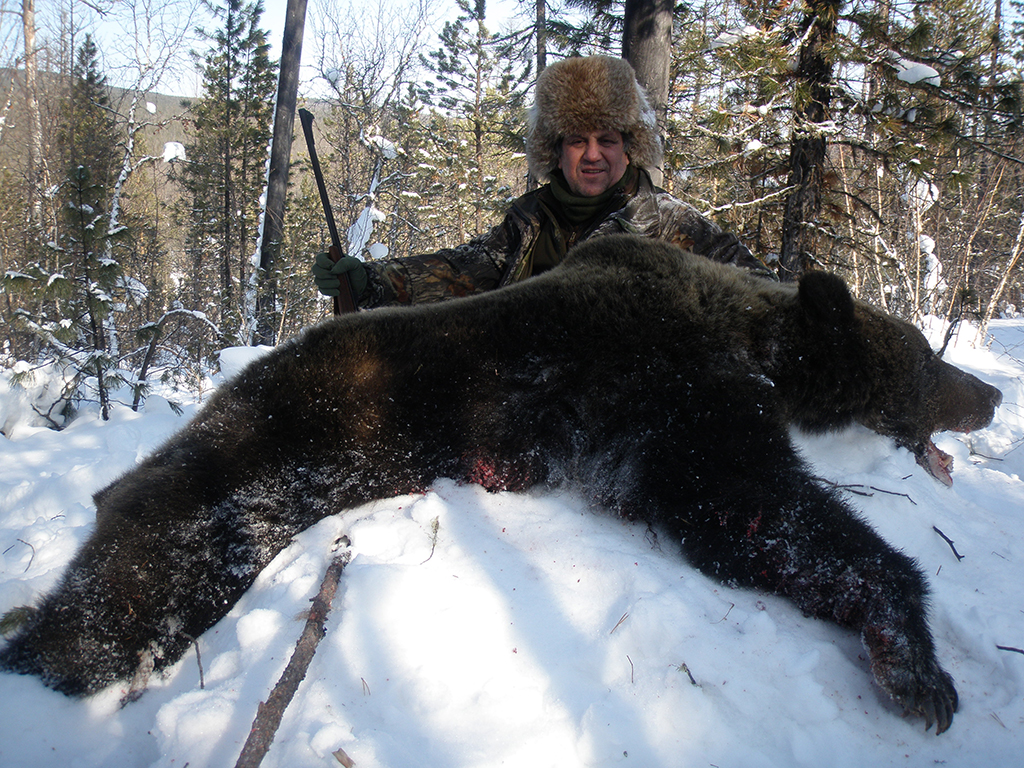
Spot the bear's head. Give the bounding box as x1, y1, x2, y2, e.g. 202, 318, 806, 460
795, 270, 1002, 486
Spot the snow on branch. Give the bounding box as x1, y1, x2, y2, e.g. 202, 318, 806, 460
709, 25, 761, 51
163, 142, 187, 163
894, 58, 941, 87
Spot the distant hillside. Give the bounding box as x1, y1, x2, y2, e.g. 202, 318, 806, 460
0, 67, 189, 172
0, 67, 330, 175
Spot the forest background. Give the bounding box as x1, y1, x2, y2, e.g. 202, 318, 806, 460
3, 0, 1024, 426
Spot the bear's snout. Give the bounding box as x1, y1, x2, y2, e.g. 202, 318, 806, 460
977, 382, 1003, 427
937, 365, 1002, 433
964, 378, 1002, 431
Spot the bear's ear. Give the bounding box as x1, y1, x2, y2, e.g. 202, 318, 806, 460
797, 271, 855, 329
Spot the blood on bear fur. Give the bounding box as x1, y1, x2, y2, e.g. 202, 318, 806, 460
0, 234, 1001, 735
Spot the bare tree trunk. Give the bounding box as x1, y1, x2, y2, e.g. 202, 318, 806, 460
779, 0, 840, 280
525, 0, 547, 192
979, 201, 1024, 340
622, 0, 672, 186
536, 0, 546, 72
976, 0, 1001, 195
223, 138, 234, 323
942, 163, 1004, 322
23, 0, 47, 228
255, 0, 308, 347
991, 0, 1002, 86
836, 145, 860, 297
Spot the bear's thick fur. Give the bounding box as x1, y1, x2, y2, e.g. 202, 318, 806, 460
0, 235, 1001, 734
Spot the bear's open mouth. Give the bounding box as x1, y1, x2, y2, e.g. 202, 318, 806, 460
917, 440, 954, 486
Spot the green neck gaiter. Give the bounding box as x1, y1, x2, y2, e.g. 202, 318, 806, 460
548, 164, 638, 225
515, 165, 640, 283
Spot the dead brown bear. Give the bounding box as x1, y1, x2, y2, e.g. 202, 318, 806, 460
0, 234, 1000, 735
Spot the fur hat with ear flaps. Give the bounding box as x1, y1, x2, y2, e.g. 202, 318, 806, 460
526, 55, 663, 183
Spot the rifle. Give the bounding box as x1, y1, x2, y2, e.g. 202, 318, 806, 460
298, 108, 358, 314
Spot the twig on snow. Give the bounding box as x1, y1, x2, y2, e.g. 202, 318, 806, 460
16, 539, 35, 573
869, 486, 916, 505
419, 516, 440, 564
676, 661, 700, 687
821, 480, 874, 497
815, 478, 917, 505
182, 632, 205, 689
932, 526, 965, 561
610, 612, 629, 634
712, 603, 735, 624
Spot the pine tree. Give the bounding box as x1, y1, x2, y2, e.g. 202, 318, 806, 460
778, 0, 841, 279
549, 0, 621, 54
666, 0, 1020, 310
61, 34, 120, 195
62, 164, 126, 420
4, 34, 126, 423
174, 0, 276, 344
419, 0, 532, 233
57, 37, 127, 421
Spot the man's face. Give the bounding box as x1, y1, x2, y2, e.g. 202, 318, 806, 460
557, 130, 629, 197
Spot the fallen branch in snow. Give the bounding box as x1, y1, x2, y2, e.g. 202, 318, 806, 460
184, 632, 205, 690
234, 537, 353, 768
15, 539, 35, 573
419, 516, 440, 564
821, 480, 873, 497
817, 478, 918, 505
869, 485, 917, 504
712, 603, 736, 624
676, 662, 700, 687
610, 612, 629, 634
967, 444, 1004, 462
932, 526, 965, 561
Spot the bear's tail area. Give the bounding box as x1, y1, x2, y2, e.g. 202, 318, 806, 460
0, 591, 154, 697
0, 460, 352, 697
0, 507, 256, 696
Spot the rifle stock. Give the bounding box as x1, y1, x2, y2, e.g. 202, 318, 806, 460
298, 108, 358, 314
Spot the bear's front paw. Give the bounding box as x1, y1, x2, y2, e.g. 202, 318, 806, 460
869, 649, 958, 734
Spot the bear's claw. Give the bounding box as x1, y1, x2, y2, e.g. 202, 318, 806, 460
887, 666, 958, 734
866, 626, 959, 735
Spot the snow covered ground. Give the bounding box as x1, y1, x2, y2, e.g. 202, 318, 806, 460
1, 319, 1023, 768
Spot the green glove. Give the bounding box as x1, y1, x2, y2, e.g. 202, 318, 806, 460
312, 252, 368, 299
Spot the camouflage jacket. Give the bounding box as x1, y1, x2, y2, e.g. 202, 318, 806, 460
359, 169, 769, 307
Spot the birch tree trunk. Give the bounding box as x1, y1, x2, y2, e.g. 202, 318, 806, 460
23, 0, 47, 228
979, 201, 1024, 340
